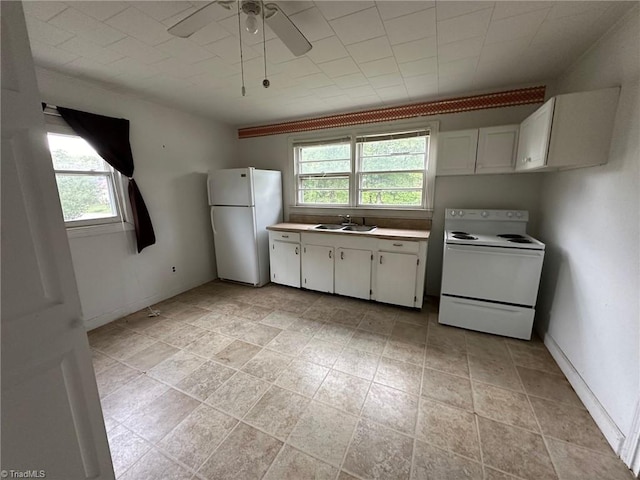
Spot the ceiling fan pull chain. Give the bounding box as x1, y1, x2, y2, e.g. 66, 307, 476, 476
237, 0, 246, 97
262, 2, 269, 88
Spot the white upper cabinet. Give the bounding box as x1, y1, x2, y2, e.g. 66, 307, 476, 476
515, 87, 620, 172
476, 125, 519, 174
436, 129, 478, 176
437, 126, 518, 176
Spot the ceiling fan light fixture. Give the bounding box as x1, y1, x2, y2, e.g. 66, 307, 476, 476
245, 12, 258, 35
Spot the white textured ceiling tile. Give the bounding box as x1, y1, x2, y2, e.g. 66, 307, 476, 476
50, 9, 123, 46
341, 84, 378, 98
109, 36, 170, 65
368, 72, 404, 88
24, 15, 74, 46
437, 8, 492, 45
315, 1, 374, 20
65, 57, 122, 80
399, 56, 437, 77
57, 36, 125, 65
406, 82, 438, 100
391, 36, 437, 63
531, 8, 604, 46
358, 57, 399, 77
479, 36, 532, 64
195, 57, 241, 78
290, 7, 335, 41
333, 72, 370, 88
403, 73, 438, 90
279, 57, 322, 78
278, 1, 315, 16
485, 8, 549, 45
23, 1, 67, 22
71, 1, 128, 21
548, 1, 610, 20
205, 36, 260, 63
293, 72, 334, 88
149, 57, 207, 79
438, 57, 478, 77
106, 7, 174, 46
30, 40, 79, 67
109, 57, 161, 79
188, 21, 232, 46
318, 57, 361, 78
242, 57, 284, 78
435, 1, 493, 21
306, 36, 349, 64
310, 84, 344, 99
376, 1, 435, 20
329, 7, 386, 45
437, 36, 484, 64
131, 1, 193, 22
384, 8, 437, 45
157, 38, 216, 64
346, 36, 393, 64
264, 38, 297, 64
437, 75, 470, 96
375, 84, 409, 102
492, 1, 549, 21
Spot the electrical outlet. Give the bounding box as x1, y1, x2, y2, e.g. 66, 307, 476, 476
172, 266, 176, 272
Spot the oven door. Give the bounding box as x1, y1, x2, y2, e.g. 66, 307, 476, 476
441, 243, 544, 306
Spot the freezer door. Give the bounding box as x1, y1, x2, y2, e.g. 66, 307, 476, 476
212, 206, 260, 285
208, 168, 255, 206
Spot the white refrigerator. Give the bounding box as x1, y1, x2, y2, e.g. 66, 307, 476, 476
207, 167, 283, 286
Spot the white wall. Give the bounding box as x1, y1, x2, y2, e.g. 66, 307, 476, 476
536, 7, 639, 447
238, 103, 544, 295
36, 68, 238, 329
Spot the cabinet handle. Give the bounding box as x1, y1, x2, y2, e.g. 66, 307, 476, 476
329, 250, 332, 259
282, 234, 289, 238
379, 255, 383, 264
295, 247, 298, 255
340, 251, 344, 260
393, 243, 403, 247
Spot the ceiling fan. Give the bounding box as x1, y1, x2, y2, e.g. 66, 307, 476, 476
168, 0, 312, 57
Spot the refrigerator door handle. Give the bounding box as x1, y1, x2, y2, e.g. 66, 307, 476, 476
210, 207, 217, 235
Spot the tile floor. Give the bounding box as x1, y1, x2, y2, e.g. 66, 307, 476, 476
89, 281, 633, 480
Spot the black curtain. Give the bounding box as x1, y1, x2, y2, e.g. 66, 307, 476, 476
56, 107, 156, 253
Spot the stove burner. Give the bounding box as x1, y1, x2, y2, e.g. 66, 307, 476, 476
508, 238, 533, 244
451, 231, 469, 235
452, 234, 477, 240
497, 234, 525, 239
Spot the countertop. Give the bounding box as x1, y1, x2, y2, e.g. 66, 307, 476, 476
267, 222, 430, 241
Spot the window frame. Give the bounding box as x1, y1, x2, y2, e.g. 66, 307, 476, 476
45, 118, 130, 230
290, 120, 438, 212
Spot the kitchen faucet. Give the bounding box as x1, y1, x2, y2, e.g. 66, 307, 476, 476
339, 214, 357, 226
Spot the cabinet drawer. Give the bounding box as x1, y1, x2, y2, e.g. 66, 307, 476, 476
378, 239, 419, 254
270, 231, 300, 242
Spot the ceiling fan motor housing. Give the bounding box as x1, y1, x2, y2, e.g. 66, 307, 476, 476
241, 0, 262, 16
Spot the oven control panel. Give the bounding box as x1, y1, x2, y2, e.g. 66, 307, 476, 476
446, 209, 528, 221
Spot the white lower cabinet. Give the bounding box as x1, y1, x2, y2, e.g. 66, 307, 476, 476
302, 244, 334, 293
375, 251, 419, 308
335, 248, 372, 300
269, 230, 427, 309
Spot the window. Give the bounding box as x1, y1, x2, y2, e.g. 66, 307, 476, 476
294, 129, 431, 209
47, 132, 125, 227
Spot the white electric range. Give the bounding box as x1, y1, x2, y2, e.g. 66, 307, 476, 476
439, 208, 545, 340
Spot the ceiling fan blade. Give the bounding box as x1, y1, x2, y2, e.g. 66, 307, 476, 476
264, 3, 312, 57
168, 1, 230, 38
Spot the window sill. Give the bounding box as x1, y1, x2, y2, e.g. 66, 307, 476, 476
66, 222, 135, 239
288, 205, 432, 219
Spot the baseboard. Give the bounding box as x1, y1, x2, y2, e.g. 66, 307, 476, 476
621, 399, 640, 476
542, 332, 626, 455
84, 276, 215, 331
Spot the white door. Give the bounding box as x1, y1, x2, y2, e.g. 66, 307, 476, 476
515, 98, 555, 171
271, 241, 300, 288
302, 244, 334, 293
335, 248, 372, 300
212, 206, 259, 284
1, 2, 114, 478
436, 129, 478, 176
476, 125, 518, 174
376, 252, 418, 307
207, 167, 255, 206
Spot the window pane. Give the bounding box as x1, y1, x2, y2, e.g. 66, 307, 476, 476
47, 133, 107, 171
361, 136, 426, 156
300, 177, 349, 190
55, 174, 117, 222
299, 160, 351, 174
299, 143, 350, 162
359, 190, 423, 206
301, 190, 349, 204
360, 172, 423, 189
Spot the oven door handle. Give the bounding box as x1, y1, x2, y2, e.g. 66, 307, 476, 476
446, 244, 543, 258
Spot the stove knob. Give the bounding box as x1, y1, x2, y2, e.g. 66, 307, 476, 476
458, 210, 465, 216
450, 210, 457, 217
516, 212, 523, 218
481, 211, 489, 218
506, 211, 513, 218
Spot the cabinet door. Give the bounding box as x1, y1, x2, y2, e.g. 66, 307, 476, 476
302, 244, 334, 293
335, 248, 372, 300
271, 241, 300, 288
515, 98, 555, 172
436, 129, 479, 176
476, 125, 518, 174
375, 252, 418, 308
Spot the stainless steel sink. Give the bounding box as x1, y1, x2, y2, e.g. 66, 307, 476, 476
342, 225, 377, 232
313, 224, 344, 230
